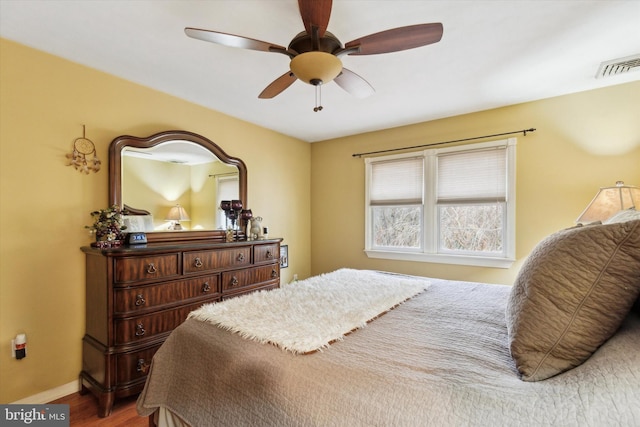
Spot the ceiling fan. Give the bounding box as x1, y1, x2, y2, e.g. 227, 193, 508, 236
185, 0, 443, 111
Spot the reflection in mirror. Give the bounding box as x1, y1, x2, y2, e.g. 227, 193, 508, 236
109, 130, 247, 243
121, 141, 239, 231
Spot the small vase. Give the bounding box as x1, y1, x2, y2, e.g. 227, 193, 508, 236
92, 229, 124, 248
250, 217, 263, 240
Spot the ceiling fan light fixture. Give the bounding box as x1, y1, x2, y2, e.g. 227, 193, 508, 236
290, 52, 343, 85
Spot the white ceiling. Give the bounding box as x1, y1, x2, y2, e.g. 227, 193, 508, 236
1, 1, 639, 143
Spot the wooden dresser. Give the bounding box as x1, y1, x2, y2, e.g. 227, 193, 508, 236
80, 238, 281, 417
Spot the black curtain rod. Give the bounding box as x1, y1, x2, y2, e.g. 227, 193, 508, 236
351, 128, 536, 158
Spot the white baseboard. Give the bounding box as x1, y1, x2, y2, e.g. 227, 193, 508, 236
10, 380, 80, 404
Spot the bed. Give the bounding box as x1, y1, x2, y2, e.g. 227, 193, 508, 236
137, 218, 640, 427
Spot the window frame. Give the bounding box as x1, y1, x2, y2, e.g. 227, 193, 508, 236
364, 138, 516, 268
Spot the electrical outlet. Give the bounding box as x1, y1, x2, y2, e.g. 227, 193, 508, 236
293, 274, 298, 281
12, 334, 27, 359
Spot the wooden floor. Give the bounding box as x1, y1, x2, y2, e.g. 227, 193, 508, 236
50, 392, 148, 427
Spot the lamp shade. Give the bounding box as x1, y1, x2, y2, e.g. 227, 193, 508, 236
576, 181, 640, 223
166, 205, 190, 222
290, 52, 343, 85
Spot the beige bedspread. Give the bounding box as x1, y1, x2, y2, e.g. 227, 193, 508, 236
137, 277, 640, 426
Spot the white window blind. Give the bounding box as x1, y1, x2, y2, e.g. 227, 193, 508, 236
370, 157, 423, 205
217, 176, 239, 201
437, 147, 506, 203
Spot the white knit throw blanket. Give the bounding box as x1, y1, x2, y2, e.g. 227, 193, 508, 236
189, 269, 430, 354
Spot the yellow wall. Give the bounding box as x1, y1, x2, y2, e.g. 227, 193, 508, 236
311, 81, 640, 284
0, 39, 311, 403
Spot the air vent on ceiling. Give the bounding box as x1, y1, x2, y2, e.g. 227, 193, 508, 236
596, 54, 640, 78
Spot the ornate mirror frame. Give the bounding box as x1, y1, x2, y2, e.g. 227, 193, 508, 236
109, 130, 247, 243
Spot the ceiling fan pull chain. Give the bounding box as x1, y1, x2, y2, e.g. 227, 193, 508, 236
313, 84, 323, 112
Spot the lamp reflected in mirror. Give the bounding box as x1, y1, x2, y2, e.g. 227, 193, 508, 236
166, 204, 191, 230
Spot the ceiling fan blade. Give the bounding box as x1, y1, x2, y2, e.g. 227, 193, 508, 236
185, 27, 289, 56
258, 72, 298, 99
344, 23, 443, 55
334, 68, 375, 99
298, 0, 332, 38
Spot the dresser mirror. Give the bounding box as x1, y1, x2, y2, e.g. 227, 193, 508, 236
109, 130, 247, 243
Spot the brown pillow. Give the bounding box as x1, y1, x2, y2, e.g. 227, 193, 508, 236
606, 210, 640, 314
506, 220, 640, 381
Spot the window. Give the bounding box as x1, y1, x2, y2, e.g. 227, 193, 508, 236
365, 138, 516, 268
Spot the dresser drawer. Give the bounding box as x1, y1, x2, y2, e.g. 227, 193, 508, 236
115, 343, 162, 385
183, 247, 251, 274
114, 253, 180, 284
114, 275, 220, 314
221, 264, 280, 293
254, 243, 280, 265
114, 301, 210, 345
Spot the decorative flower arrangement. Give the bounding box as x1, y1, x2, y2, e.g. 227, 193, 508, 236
86, 205, 127, 248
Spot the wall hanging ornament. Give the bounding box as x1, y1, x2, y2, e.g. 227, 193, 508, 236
66, 125, 101, 174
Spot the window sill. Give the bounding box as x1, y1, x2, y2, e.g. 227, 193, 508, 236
364, 249, 515, 269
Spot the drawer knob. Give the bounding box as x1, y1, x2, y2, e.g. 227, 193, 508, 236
231, 276, 239, 287
237, 253, 245, 262
194, 257, 203, 268
266, 250, 274, 259
146, 263, 157, 274
202, 282, 211, 293
271, 268, 278, 279
137, 358, 150, 374
134, 294, 146, 306
135, 323, 146, 337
